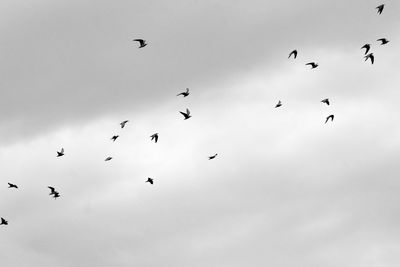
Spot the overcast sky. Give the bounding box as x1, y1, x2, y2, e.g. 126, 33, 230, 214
1, 0, 400, 266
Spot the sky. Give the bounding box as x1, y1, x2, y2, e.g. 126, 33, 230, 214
1, 0, 400, 266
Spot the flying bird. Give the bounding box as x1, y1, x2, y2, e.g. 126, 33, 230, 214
56, 148, 64, 157
177, 88, 190, 97
306, 62, 318, 69
120, 120, 129, 128
180, 108, 192, 120
150, 133, 159, 143
275, 100, 282, 108
48, 186, 57, 195
325, 115, 334, 124
321, 98, 330, 105
133, 39, 147, 48
376, 4, 384, 14
288, 50, 297, 59
8, 183, 18, 189
364, 53, 374, 64
361, 44, 371, 55
208, 154, 218, 160
377, 38, 389, 45
105, 157, 113, 161
111, 135, 119, 142
146, 177, 154, 184
0, 217, 8, 225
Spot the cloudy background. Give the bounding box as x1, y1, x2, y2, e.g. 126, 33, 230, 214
1, 0, 400, 266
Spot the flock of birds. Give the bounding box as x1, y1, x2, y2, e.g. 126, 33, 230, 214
0, 4, 391, 226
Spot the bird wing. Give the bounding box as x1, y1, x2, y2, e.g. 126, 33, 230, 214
155, 135, 158, 143
180, 111, 187, 117
60, 148, 64, 153
186, 88, 189, 93
186, 108, 190, 115
370, 54, 374, 64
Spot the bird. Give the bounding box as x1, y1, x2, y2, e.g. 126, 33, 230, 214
177, 88, 190, 97
361, 44, 371, 55
146, 177, 154, 184
377, 38, 389, 45
288, 50, 297, 59
364, 53, 374, 64
0, 217, 8, 225
133, 39, 147, 48
53, 192, 60, 199
120, 120, 129, 128
150, 133, 158, 143
48, 186, 57, 195
111, 135, 119, 142
325, 115, 334, 123
208, 154, 218, 160
376, 4, 384, 15
321, 98, 330, 105
8, 183, 18, 189
306, 62, 318, 69
56, 148, 64, 157
105, 157, 113, 161
275, 100, 282, 108
180, 108, 192, 120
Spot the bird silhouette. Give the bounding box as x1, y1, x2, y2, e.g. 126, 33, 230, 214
120, 120, 129, 128
0, 217, 8, 225
111, 135, 119, 142
275, 100, 282, 108
377, 38, 389, 45
177, 88, 190, 97
376, 4, 384, 14
306, 62, 318, 69
364, 53, 374, 64
8, 183, 18, 189
325, 115, 334, 123
208, 154, 218, 160
321, 98, 330, 105
133, 39, 147, 48
180, 108, 192, 120
150, 133, 158, 143
105, 157, 113, 161
361, 44, 371, 55
48, 186, 57, 195
57, 148, 64, 157
288, 50, 297, 59
146, 177, 154, 184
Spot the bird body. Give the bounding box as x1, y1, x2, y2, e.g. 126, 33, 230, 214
146, 177, 154, 184
208, 154, 218, 160
57, 148, 64, 157
376, 4, 384, 14
321, 98, 330, 105
8, 183, 18, 189
306, 62, 318, 69
150, 133, 159, 143
361, 44, 371, 55
364, 53, 374, 64
1, 217, 8, 225
105, 157, 113, 161
180, 108, 192, 120
288, 50, 297, 59
177, 88, 190, 97
275, 100, 282, 108
377, 38, 389, 45
120, 120, 129, 128
133, 39, 147, 48
325, 115, 334, 123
